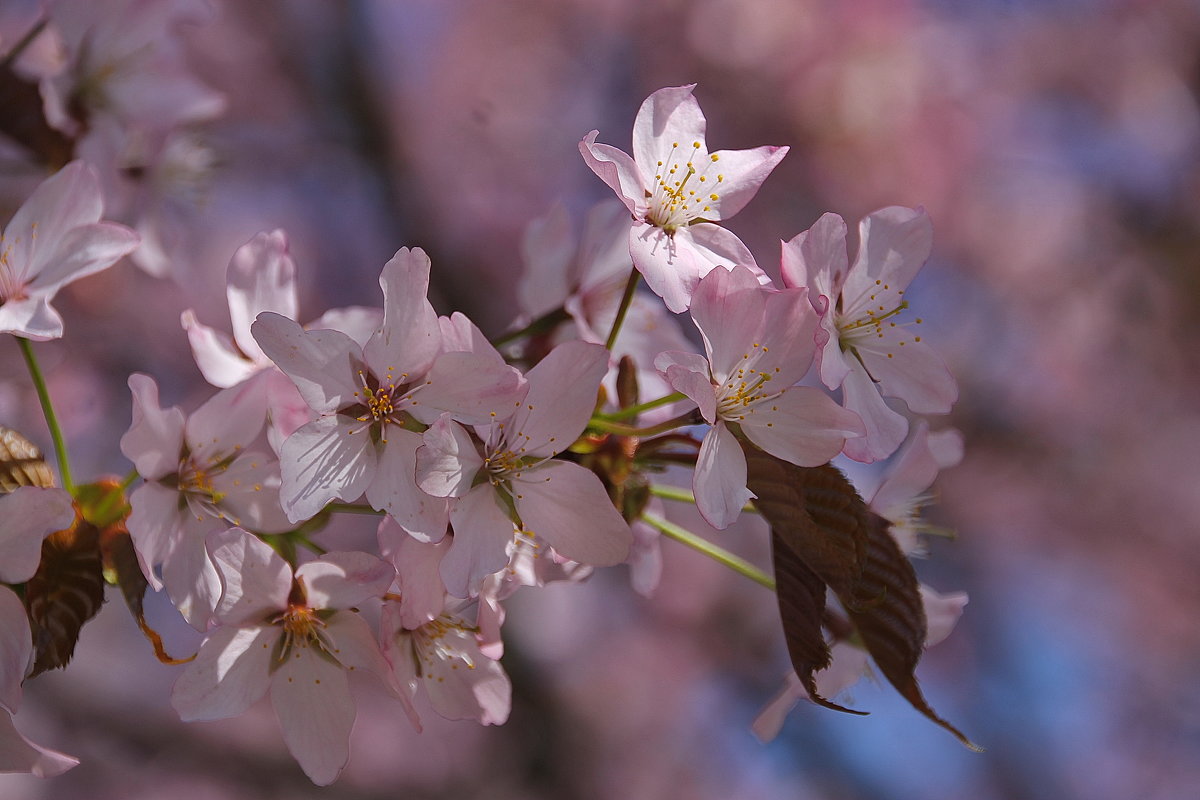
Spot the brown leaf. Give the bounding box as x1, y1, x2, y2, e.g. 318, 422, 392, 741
770, 530, 866, 715
848, 511, 982, 751
24, 517, 105, 677
0, 426, 55, 492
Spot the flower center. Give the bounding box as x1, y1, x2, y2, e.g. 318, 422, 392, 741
646, 142, 723, 233
344, 366, 429, 440
716, 343, 783, 422
0, 232, 30, 304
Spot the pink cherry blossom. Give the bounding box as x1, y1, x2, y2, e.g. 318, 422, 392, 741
655, 266, 864, 529
120, 373, 289, 629
416, 340, 633, 597
251, 248, 525, 539
580, 85, 787, 313
781, 207, 958, 462
869, 421, 964, 555
0, 161, 139, 341
172, 528, 409, 786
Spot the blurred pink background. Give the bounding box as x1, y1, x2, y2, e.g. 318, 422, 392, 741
2, 0, 1199, 797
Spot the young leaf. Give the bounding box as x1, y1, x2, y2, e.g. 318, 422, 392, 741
24, 518, 105, 677
770, 530, 866, 715
0, 426, 55, 491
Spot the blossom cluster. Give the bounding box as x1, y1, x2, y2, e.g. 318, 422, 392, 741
0, 7, 968, 783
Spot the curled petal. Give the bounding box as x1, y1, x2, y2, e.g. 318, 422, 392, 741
693, 422, 753, 530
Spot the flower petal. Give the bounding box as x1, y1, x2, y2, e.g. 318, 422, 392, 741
505, 340, 608, 457
378, 521, 450, 629
579, 132, 646, 215
0, 709, 78, 777
0, 589, 32, 713
840, 361, 909, 463
279, 415, 375, 523
688, 264, 765, 379
367, 429, 449, 542
226, 229, 298, 363
416, 416, 483, 499
208, 527, 292, 625
513, 460, 632, 566
171, 624, 275, 722
181, 309, 258, 388
269, 646, 355, 786
654, 349, 716, 423
442, 486, 516, 598
186, 379, 267, 465
409, 351, 527, 426
699, 145, 788, 221
740, 387, 865, 468
120, 374, 185, 481
363, 247, 441, 380
631, 85, 705, 175
251, 312, 362, 415
693, 422, 753, 530
0, 487, 74, 584
295, 551, 394, 610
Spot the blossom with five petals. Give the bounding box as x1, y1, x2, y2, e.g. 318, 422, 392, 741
580, 85, 787, 313
171, 528, 409, 786
655, 266, 864, 529
781, 207, 957, 462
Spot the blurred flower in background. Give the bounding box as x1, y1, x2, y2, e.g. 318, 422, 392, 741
2, 0, 1199, 797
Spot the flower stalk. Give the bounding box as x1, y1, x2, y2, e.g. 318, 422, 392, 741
641, 512, 775, 591
17, 336, 74, 493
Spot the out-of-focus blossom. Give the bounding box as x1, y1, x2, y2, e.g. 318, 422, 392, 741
252, 248, 525, 536
120, 373, 289, 629
782, 207, 957, 462
656, 265, 863, 528
416, 340, 633, 597
868, 420, 963, 555
581, 84, 787, 313
172, 528, 408, 786
0, 161, 138, 340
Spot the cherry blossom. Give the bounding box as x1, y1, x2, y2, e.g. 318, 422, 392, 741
171, 528, 409, 786
120, 373, 290, 629
416, 340, 633, 597
655, 266, 864, 529
252, 248, 525, 539
580, 84, 787, 313
781, 207, 958, 462
0, 161, 139, 341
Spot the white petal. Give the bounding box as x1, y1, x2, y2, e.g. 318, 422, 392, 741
363, 247, 441, 380
739, 387, 865, 468
0, 589, 32, 713
378, 524, 450, 629
367, 430, 450, 541
119, 374, 184, 481
270, 647, 355, 786
505, 340, 607, 457
181, 309, 258, 388
0, 709, 78, 777
172, 624, 275, 722
226, 230, 298, 362
513, 460, 632, 566
693, 422, 752, 530
0, 487, 74, 584
279, 416, 375, 523
251, 312, 362, 415
186, 379, 268, 465
208, 528, 292, 626
442, 486, 516, 598
295, 551, 394, 610
416, 416, 483, 499
161, 528, 224, 631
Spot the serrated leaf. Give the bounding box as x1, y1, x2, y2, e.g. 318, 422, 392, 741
848, 511, 981, 751
24, 518, 105, 677
744, 440, 977, 748
770, 530, 866, 715
0, 426, 55, 492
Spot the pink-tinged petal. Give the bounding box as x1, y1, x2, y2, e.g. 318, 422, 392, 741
4, 161, 101, 277
26, 222, 138, 294
378, 521, 450, 629
843, 206, 933, 307
507, 340, 608, 457
0, 589, 31, 713
213, 451, 291, 534
577, 200, 637, 291
181, 310, 258, 388
0, 297, 64, 341
420, 624, 511, 726
409, 351, 527, 426
363, 248, 441, 380
251, 313, 361, 415
126, 483, 181, 591
442, 486, 516, 598
631, 85, 704, 173
758, 287, 820, 387
0, 709, 78, 777
172, 624, 275, 722
780, 212, 849, 292
579, 132, 646, 214
922, 586, 969, 646
161, 529, 223, 631
631, 223, 764, 315
655, 350, 716, 423
693, 422, 753, 530
208, 527, 292, 625
840, 362, 909, 463
263, 370, 313, 453
740, 387, 865, 468
700, 145, 788, 221
513, 460, 632, 566
816, 331, 852, 391
870, 422, 942, 518
367, 430, 449, 542
438, 312, 505, 362
628, 517, 664, 598
308, 306, 383, 348
279, 416, 375, 523
296, 551, 394, 611
928, 428, 965, 470
186, 379, 267, 465
324, 611, 420, 729
518, 202, 575, 319
0, 487, 74, 584
120, 373, 185, 481
226, 230, 298, 363
857, 336, 958, 415
688, 264, 765, 378
416, 417, 483, 499
269, 647, 355, 786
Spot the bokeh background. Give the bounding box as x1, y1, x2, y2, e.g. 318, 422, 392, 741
2, 0, 1200, 798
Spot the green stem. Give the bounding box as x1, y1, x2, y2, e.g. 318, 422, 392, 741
16, 336, 73, 493
649, 484, 759, 513
490, 306, 571, 348
326, 502, 385, 516
604, 268, 640, 352
119, 469, 139, 491
595, 391, 686, 422
588, 408, 698, 438
642, 512, 775, 591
